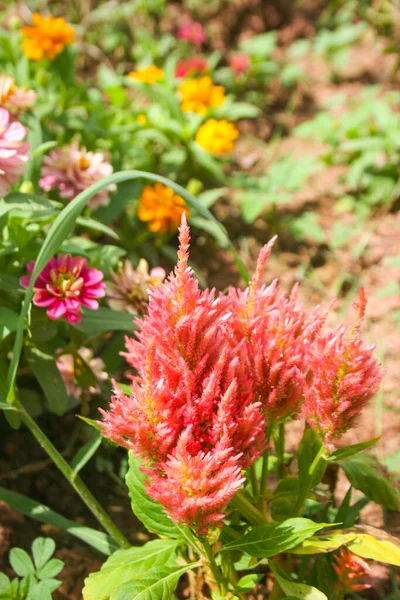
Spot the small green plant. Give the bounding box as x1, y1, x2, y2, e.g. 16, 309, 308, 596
0, 537, 64, 600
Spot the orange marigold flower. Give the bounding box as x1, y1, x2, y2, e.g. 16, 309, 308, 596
178, 76, 225, 114
196, 119, 239, 154
129, 65, 164, 84
21, 13, 74, 61
137, 182, 189, 234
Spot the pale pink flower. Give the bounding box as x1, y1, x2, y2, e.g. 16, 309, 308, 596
106, 259, 166, 315
177, 20, 206, 46
56, 347, 107, 399
100, 216, 266, 531
225, 238, 327, 423
229, 53, 251, 75
333, 548, 371, 592
20, 254, 106, 324
39, 142, 115, 209
0, 107, 29, 197
0, 75, 36, 115
302, 289, 384, 444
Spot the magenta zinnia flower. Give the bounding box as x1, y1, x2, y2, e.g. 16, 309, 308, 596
100, 216, 266, 532
177, 20, 206, 46
302, 289, 384, 444
0, 107, 29, 197
175, 57, 209, 78
39, 142, 115, 209
20, 255, 106, 324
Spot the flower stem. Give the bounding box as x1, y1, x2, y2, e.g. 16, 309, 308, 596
260, 423, 273, 511
274, 423, 285, 479
231, 490, 266, 526
16, 400, 130, 549
203, 540, 229, 596
292, 445, 327, 517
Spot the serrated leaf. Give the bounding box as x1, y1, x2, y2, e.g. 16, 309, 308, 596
111, 563, 199, 600
337, 454, 400, 510
32, 537, 56, 571
82, 540, 180, 600
126, 453, 182, 539
220, 518, 331, 557
9, 548, 35, 577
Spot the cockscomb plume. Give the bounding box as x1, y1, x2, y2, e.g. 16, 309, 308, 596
100, 215, 265, 531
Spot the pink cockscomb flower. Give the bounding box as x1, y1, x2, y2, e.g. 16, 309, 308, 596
229, 53, 251, 75
177, 20, 206, 46
333, 548, 371, 592
0, 107, 29, 197
175, 57, 209, 78
20, 255, 106, 324
100, 216, 266, 532
302, 289, 384, 444
39, 142, 115, 209
56, 347, 108, 399
226, 238, 327, 423
0, 75, 36, 115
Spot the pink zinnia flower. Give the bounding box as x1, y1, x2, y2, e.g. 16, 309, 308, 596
229, 53, 251, 75
0, 107, 29, 197
302, 289, 384, 444
20, 254, 106, 324
175, 57, 209, 78
225, 238, 327, 423
39, 142, 115, 209
333, 548, 371, 592
177, 20, 206, 46
56, 347, 107, 399
0, 75, 36, 115
100, 216, 266, 532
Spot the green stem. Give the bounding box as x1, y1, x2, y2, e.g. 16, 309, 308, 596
292, 445, 327, 517
231, 491, 266, 526
274, 423, 285, 480
203, 540, 229, 596
248, 463, 258, 498
260, 423, 274, 511
16, 401, 130, 549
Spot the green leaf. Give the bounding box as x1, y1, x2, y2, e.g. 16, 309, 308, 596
297, 428, 326, 491
9, 548, 35, 577
0, 307, 19, 341
76, 216, 120, 240
269, 561, 327, 600
235, 573, 263, 593
37, 558, 64, 579
327, 437, 380, 461
0, 572, 11, 593
220, 518, 332, 557
0, 487, 117, 556
111, 563, 199, 600
32, 537, 56, 571
126, 453, 182, 539
70, 433, 102, 476
337, 454, 400, 510
74, 307, 138, 334
82, 540, 180, 600
270, 478, 300, 521
26, 347, 69, 416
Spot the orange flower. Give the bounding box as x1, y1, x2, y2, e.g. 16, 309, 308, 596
128, 65, 164, 84
137, 183, 189, 233
21, 13, 74, 61
178, 76, 225, 114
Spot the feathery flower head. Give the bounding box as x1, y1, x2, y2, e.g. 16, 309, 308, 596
302, 288, 384, 444
226, 237, 327, 423
20, 254, 106, 324
175, 57, 209, 78
177, 20, 206, 46
229, 53, 251, 75
106, 259, 166, 315
129, 65, 164, 84
56, 347, 107, 399
0, 75, 36, 115
39, 142, 115, 209
196, 119, 239, 154
0, 107, 29, 197
100, 216, 266, 531
179, 76, 225, 114
137, 182, 189, 234
21, 13, 74, 61
333, 548, 371, 592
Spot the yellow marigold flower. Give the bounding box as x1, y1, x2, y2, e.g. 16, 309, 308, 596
136, 113, 147, 125
21, 13, 74, 61
196, 119, 239, 154
137, 183, 189, 234
129, 65, 164, 84
178, 76, 225, 114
